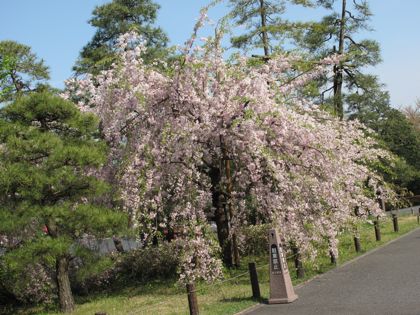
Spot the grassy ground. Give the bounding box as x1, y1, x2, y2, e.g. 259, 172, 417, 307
11, 214, 420, 315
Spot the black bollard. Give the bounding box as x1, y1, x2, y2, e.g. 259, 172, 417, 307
392, 213, 399, 232
354, 236, 361, 253
374, 219, 381, 241
248, 262, 261, 299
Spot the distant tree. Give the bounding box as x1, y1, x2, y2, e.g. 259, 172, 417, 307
403, 100, 420, 132
349, 88, 420, 195
301, 0, 382, 119
74, 0, 168, 75
0, 41, 49, 102
346, 76, 390, 126
0, 92, 127, 312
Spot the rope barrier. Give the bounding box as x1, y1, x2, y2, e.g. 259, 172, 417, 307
190, 270, 251, 293
128, 250, 300, 314
189, 250, 299, 293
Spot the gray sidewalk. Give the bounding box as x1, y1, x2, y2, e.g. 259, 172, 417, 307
245, 227, 420, 315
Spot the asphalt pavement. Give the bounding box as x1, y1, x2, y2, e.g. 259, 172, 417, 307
245, 227, 420, 315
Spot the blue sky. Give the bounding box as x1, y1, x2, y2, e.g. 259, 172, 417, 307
1, 0, 419, 107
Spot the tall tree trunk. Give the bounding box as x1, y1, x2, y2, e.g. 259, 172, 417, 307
221, 134, 240, 267
334, 0, 346, 120
209, 166, 233, 267
56, 256, 75, 313
225, 158, 240, 267
259, 0, 270, 57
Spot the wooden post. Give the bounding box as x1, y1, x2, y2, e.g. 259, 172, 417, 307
354, 236, 361, 253
248, 262, 261, 299
417, 208, 420, 224
186, 283, 199, 315
291, 246, 305, 279
392, 213, 399, 232
374, 218, 381, 241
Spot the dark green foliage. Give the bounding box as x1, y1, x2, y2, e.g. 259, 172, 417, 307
348, 87, 420, 195
239, 224, 270, 256
0, 41, 50, 103
72, 243, 179, 296
74, 0, 168, 75
0, 261, 55, 305
0, 92, 127, 310
116, 243, 179, 283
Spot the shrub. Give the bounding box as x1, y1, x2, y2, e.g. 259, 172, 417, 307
0, 261, 56, 305
71, 242, 180, 295
239, 224, 271, 257
118, 242, 179, 282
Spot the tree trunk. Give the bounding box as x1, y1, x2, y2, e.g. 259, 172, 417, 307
328, 238, 337, 265
259, 0, 270, 57
224, 158, 240, 267
56, 256, 75, 313
112, 236, 125, 253
291, 245, 305, 279
334, 0, 346, 119
209, 166, 233, 267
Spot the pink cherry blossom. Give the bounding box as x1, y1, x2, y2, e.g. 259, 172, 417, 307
64, 26, 396, 283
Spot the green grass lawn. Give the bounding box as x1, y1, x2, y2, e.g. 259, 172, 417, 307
11, 214, 420, 315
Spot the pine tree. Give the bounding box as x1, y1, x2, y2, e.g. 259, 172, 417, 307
229, 0, 313, 57
0, 41, 50, 103
74, 0, 168, 75
0, 92, 127, 312
301, 0, 382, 119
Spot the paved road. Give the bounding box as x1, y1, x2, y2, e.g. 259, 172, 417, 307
246, 228, 420, 315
